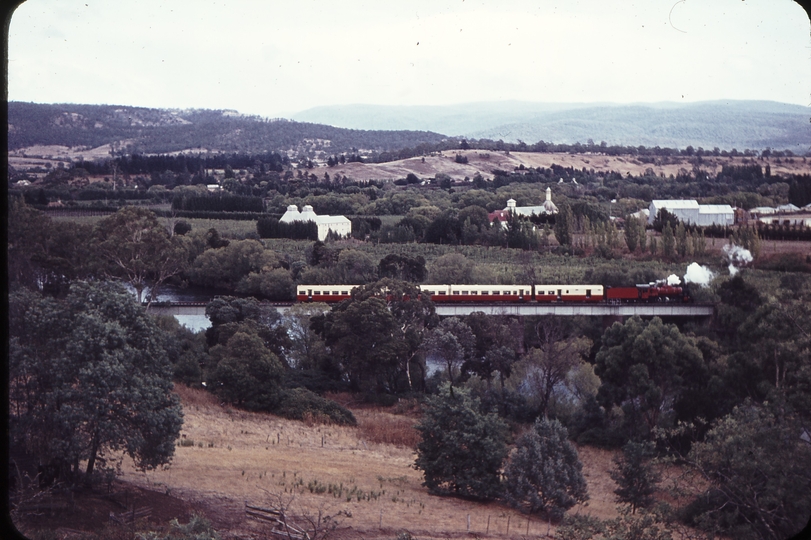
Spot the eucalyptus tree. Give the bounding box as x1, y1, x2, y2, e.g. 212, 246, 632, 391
9, 282, 183, 485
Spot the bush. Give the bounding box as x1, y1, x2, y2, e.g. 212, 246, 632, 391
414, 384, 508, 500
503, 418, 589, 520
274, 388, 357, 426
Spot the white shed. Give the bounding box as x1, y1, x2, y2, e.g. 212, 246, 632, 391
649, 200, 733, 227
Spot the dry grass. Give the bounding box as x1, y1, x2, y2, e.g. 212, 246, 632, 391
356, 410, 421, 448
117, 385, 703, 539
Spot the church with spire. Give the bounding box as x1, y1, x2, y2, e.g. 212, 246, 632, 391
488, 187, 559, 227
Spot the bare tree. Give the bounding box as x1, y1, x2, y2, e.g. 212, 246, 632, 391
523, 317, 592, 417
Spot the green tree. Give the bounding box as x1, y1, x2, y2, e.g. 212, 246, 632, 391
624, 216, 640, 253
555, 204, 574, 247
8, 199, 95, 296
206, 330, 284, 411
610, 441, 661, 514
661, 222, 675, 259
312, 291, 408, 392
428, 252, 474, 284
683, 402, 811, 540
204, 296, 291, 362
414, 384, 508, 500
335, 249, 378, 284
675, 222, 688, 258
95, 206, 190, 307
378, 254, 427, 282
503, 418, 588, 520
594, 317, 706, 436
463, 312, 520, 386
9, 282, 183, 485
190, 239, 279, 290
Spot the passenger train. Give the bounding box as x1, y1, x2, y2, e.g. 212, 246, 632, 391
296, 281, 688, 304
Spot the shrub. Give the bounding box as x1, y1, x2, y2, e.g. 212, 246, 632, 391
414, 384, 508, 500
274, 388, 357, 426
503, 418, 588, 521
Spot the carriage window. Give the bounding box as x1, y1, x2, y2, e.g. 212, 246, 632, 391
462, 291, 469, 295
470, 291, 477, 295
481, 291, 489, 295
341, 291, 348, 295
452, 291, 460, 295
438, 291, 446, 295
314, 291, 321, 295
586, 289, 592, 298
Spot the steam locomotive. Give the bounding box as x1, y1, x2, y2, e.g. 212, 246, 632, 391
296, 280, 688, 304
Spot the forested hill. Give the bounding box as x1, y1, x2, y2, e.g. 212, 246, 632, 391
7, 102, 450, 156
292, 100, 811, 153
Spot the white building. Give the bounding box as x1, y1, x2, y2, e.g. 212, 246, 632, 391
504, 187, 560, 217
489, 187, 559, 228
280, 204, 351, 241
648, 200, 734, 227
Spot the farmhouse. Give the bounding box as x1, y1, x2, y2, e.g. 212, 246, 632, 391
648, 200, 734, 227
280, 204, 351, 241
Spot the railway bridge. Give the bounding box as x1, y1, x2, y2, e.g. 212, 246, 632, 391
148, 301, 714, 321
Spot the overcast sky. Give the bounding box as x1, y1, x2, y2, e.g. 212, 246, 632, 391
7, 0, 810, 118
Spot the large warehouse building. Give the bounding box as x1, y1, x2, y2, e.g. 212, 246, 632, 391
648, 200, 734, 227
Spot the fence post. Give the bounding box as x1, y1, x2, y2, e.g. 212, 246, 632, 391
506, 515, 511, 535
486, 515, 490, 535
467, 514, 470, 532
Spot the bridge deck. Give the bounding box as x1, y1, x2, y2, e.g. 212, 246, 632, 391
148, 302, 714, 318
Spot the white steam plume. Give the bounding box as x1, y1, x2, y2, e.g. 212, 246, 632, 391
723, 244, 753, 276
666, 274, 681, 286
684, 263, 715, 287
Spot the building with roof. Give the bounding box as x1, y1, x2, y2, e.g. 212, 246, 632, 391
489, 187, 559, 227
280, 204, 351, 241
648, 200, 734, 227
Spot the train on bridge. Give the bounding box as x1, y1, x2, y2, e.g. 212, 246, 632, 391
296, 280, 688, 305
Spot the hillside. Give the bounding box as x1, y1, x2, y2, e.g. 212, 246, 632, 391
7, 102, 450, 157
109, 385, 687, 540
292, 100, 811, 153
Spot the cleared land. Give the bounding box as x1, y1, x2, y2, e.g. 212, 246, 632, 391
11, 146, 811, 184
109, 386, 693, 540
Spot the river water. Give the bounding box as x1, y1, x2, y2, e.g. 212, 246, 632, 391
146, 284, 218, 332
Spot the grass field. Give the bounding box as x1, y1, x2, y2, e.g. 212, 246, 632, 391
114, 385, 702, 540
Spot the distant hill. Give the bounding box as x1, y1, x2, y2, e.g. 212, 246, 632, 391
7, 102, 449, 156
292, 100, 811, 153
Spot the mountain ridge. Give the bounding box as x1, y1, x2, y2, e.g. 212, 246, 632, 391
292, 100, 810, 153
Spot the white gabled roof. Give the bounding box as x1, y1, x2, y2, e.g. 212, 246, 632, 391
315, 215, 351, 225
650, 200, 700, 210
698, 204, 734, 214
776, 204, 800, 213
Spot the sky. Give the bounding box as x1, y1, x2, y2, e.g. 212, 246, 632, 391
7, 0, 811, 118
